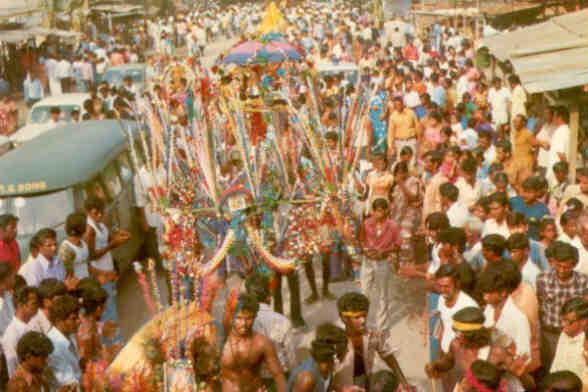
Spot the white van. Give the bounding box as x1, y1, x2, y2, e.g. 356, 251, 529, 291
9, 93, 89, 145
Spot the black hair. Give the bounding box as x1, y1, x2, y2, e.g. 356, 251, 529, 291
434, 264, 459, 282
48, 294, 79, 324
554, 161, 570, 174
541, 370, 582, 392
481, 234, 506, 256
16, 331, 53, 363
236, 293, 260, 316
554, 106, 570, 123
495, 259, 522, 291
560, 210, 579, 227
13, 275, 26, 292
507, 233, 529, 251
14, 286, 38, 308
35, 228, 57, 245
78, 283, 108, 315
337, 292, 369, 314
37, 278, 67, 302
488, 192, 509, 207
244, 273, 270, 303
65, 212, 87, 237
460, 157, 478, 174
440, 182, 459, 202
324, 131, 339, 142
393, 161, 408, 176
438, 227, 467, 252
425, 212, 450, 231
470, 360, 503, 391
310, 339, 337, 362
425, 150, 443, 165
0, 214, 18, 229
561, 297, 588, 319
477, 263, 511, 294
372, 198, 389, 211
315, 323, 347, 347
84, 196, 106, 212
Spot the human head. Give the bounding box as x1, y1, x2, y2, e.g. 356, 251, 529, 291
506, 211, 528, 235
424, 151, 443, 173
315, 323, 348, 361
309, 339, 338, 374
494, 140, 512, 163
460, 157, 478, 183
0, 214, 18, 242
554, 106, 570, 126
65, 212, 87, 237
244, 273, 270, 304
435, 264, 460, 302
371, 153, 388, 171
16, 331, 53, 374
477, 263, 511, 306
481, 234, 506, 264
49, 295, 80, 335
487, 192, 509, 222
439, 182, 459, 210
452, 307, 491, 349
49, 106, 61, 121
324, 131, 338, 149
84, 196, 106, 222
233, 293, 259, 337
519, 177, 537, 205
37, 278, 66, 312
14, 286, 40, 323
459, 360, 503, 392
560, 297, 588, 338
372, 198, 389, 221
425, 212, 450, 242
547, 241, 579, 281
0, 263, 14, 293
553, 161, 569, 184
78, 280, 108, 318
577, 168, 588, 194
35, 228, 57, 260
539, 218, 558, 242
438, 227, 467, 255
541, 371, 583, 392
560, 210, 579, 239
337, 292, 369, 335
507, 233, 530, 266
393, 96, 404, 111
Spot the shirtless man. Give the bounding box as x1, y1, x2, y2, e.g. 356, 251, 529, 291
220, 293, 286, 392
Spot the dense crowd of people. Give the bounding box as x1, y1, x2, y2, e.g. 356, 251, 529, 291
0, 0, 587, 391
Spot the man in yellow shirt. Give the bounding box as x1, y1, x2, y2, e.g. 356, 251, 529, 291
387, 97, 418, 162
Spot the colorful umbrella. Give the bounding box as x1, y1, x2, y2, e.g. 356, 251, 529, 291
222, 40, 303, 65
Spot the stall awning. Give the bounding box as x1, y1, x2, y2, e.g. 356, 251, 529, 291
482, 9, 588, 94
0, 0, 44, 19
0, 27, 81, 44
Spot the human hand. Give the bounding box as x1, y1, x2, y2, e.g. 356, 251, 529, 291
64, 275, 79, 291
509, 353, 529, 377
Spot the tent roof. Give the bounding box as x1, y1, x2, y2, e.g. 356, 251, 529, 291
482, 9, 588, 93
0, 0, 43, 18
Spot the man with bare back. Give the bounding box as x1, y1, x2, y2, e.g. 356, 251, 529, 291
220, 293, 286, 392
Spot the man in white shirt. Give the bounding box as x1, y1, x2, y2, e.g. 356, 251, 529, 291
550, 297, 588, 379
245, 274, 297, 374
536, 107, 556, 173
455, 158, 481, 210
2, 286, 39, 376
18, 228, 68, 288
56, 54, 73, 93
488, 77, 511, 130
482, 194, 511, 239
546, 106, 572, 187
435, 264, 478, 353
28, 278, 66, 334
0, 263, 15, 336
480, 264, 531, 357
44, 55, 62, 96
507, 233, 541, 291
509, 75, 527, 120
47, 295, 82, 390
440, 182, 470, 228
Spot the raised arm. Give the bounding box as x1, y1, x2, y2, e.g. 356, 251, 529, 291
263, 336, 287, 392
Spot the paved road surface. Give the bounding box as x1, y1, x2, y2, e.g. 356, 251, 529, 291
113, 34, 430, 390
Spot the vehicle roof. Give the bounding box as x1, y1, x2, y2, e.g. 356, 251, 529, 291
30, 93, 90, 108
105, 63, 146, 72
0, 120, 137, 197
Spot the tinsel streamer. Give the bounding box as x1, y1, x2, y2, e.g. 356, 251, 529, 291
178, 122, 194, 169
201, 229, 236, 275
245, 223, 295, 273
179, 274, 187, 359
266, 126, 291, 195
169, 256, 179, 359
219, 97, 258, 200
166, 126, 175, 200
223, 289, 239, 335
147, 258, 163, 313
133, 262, 156, 316
139, 128, 153, 182
202, 106, 221, 209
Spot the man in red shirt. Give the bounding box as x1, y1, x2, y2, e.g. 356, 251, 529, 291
0, 214, 20, 271
359, 198, 401, 331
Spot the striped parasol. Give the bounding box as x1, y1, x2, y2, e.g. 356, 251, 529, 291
222, 40, 303, 65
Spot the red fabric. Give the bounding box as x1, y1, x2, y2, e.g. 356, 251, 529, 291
0, 239, 20, 271
464, 368, 506, 392
361, 217, 401, 253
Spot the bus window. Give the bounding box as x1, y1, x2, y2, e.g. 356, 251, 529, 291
117, 152, 133, 183
102, 163, 122, 198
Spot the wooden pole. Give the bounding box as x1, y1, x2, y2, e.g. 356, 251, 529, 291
569, 104, 580, 184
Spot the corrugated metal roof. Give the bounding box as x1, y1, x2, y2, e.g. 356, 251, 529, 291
481, 9, 588, 93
